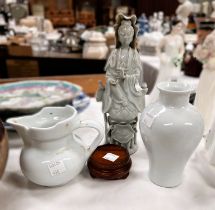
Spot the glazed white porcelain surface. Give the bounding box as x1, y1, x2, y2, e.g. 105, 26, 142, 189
7, 105, 104, 187
205, 119, 215, 165
194, 30, 215, 135
140, 82, 204, 187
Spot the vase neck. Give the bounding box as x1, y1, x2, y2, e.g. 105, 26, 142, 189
157, 82, 192, 107
159, 92, 190, 107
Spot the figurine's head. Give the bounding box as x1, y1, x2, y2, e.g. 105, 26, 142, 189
170, 19, 184, 34
118, 20, 134, 47
114, 13, 138, 49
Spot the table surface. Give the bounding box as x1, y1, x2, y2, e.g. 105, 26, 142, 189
1, 98, 215, 210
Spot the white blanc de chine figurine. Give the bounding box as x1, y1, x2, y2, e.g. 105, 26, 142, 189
205, 119, 215, 165
148, 19, 185, 104
211, 1, 215, 19
202, 1, 209, 17
194, 29, 215, 165
176, 0, 193, 27
194, 30, 215, 165
194, 29, 215, 136
96, 14, 147, 154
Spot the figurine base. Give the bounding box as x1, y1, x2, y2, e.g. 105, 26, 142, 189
105, 115, 138, 155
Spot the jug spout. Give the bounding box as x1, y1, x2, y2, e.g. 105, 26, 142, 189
6, 118, 31, 146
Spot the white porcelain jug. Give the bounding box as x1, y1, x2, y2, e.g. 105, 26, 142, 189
7, 105, 104, 187
139, 82, 204, 187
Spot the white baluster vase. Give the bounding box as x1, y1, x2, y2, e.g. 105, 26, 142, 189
139, 82, 204, 187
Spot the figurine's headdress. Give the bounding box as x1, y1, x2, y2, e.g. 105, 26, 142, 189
114, 13, 139, 49
118, 20, 134, 38
115, 13, 137, 27
120, 20, 132, 27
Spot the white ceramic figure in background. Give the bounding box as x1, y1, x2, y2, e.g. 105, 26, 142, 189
82, 31, 108, 59
205, 118, 215, 165
193, 3, 201, 14
148, 20, 185, 104
202, 1, 209, 17
20, 16, 54, 33
211, 1, 215, 18
176, 0, 193, 26
137, 31, 164, 56
140, 82, 204, 188
7, 105, 104, 187
138, 31, 163, 49
158, 11, 164, 22
149, 12, 162, 32
96, 14, 147, 154
194, 30, 215, 135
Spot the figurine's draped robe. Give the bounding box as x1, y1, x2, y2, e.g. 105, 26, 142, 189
102, 48, 145, 122
194, 41, 215, 135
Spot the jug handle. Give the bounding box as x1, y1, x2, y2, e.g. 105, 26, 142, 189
71, 120, 104, 158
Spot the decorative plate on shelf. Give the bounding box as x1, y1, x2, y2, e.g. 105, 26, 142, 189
0, 80, 83, 120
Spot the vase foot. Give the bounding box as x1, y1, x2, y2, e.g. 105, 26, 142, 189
149, 173, 182, 188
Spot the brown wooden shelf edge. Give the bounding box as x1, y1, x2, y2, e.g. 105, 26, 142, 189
0, 74, 106, 97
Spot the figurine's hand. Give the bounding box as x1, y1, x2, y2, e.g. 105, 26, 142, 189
109, 78, 117, 85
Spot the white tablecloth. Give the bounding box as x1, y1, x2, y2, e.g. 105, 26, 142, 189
1, 98, 215, 210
